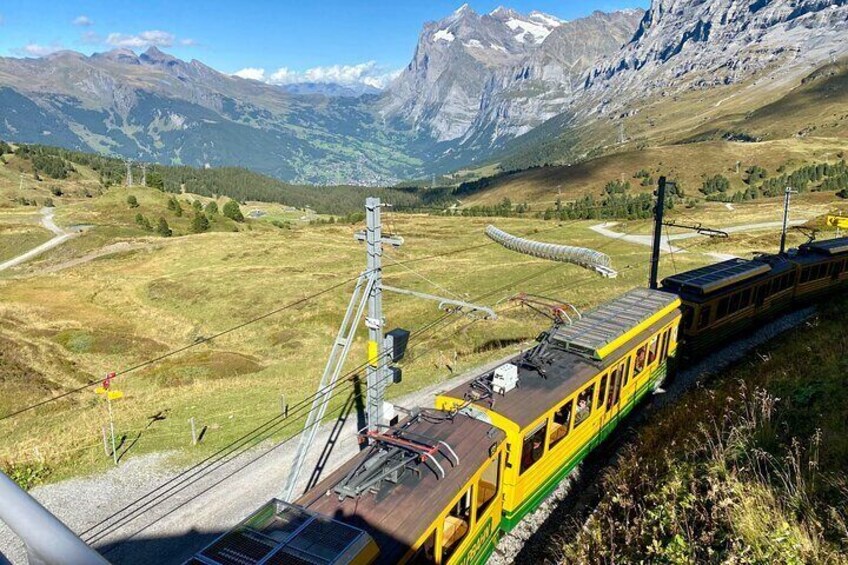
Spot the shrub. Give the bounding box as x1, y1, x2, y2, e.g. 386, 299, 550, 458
191, 212, 209, 233
135, 213, 152, 231
127, 195, 139, 208
222, 200, 244, 222
205, 201, 218, 215
156, 217, 172, 237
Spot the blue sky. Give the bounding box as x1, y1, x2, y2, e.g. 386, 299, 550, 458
0, 1, 647, 87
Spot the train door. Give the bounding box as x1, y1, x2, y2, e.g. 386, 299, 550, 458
601, 359, 627, 432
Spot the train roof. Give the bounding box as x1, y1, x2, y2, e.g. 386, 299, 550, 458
295, 413, 505, 564
661, 258, 773, 296
549, 288, 679, 360
187, 499, 378, 565
441, 290, 680, 429
799, 236, 848, 257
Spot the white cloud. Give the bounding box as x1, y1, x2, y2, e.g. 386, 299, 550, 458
15, 43, 64, 57
234, 67, 266, 81
179, 38, 198, 47
234, 60, 401, 90
106, 30, 174, 48
73, 15, 93, 26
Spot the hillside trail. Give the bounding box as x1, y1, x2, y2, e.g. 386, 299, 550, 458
589, 219, 809, 261
0, 207, 85, 272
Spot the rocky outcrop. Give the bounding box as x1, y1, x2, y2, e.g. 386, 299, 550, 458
584, 0, 848, 114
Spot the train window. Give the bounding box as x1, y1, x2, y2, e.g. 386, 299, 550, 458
623, 356, 631, 385
442, 487, 472, 560
597, 374, 609, 409
681, 305, 694, 331
549, 400, 573, 449
520, 423, 547, 475
661, 329, 671, 361
647, 336, 659, 365
740, 288, 751, 308
697, 305, 711, 330
728, 292, 741, 313
476, 453, 500, 517
409, 530, 436, 564
634, 345, 647, 374
716, 297, 730, 319
573, 384, 595, 428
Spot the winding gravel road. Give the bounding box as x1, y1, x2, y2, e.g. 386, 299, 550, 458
590, 219, 808, 258
0, 208, 83, 272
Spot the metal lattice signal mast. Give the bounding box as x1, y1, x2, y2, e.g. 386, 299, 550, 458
486, 225, 617, 278
125, 160, 133, 187
283, 197, 493, 502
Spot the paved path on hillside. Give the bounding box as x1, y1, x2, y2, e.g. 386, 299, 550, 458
0, 352, 518, 565
590, 219, 809, 257
0, 208, 85, 272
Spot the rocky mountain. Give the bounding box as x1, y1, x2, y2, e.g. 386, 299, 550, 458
583, 0, 848, 116
0, 46, 424, 185
380, 6, 642, 146
0, 1, 846, 185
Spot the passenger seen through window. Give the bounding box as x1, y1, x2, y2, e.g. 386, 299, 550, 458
573, 384, 595, 427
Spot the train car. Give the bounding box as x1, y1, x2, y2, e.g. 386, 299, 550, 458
664, 236, 848, 358
187, 288, 681, 565
436, 288, 681, 533
189, 411, 508, 565
792, 237, 848, 303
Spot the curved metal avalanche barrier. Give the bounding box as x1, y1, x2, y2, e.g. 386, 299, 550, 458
486, 225, 617, 278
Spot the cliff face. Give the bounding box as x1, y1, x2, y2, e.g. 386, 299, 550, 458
381, 6, 643, 145
584, 0, 848, 114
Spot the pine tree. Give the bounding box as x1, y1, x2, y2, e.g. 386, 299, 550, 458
205, 201, 218, 215
156, 217, 172, 237
191, 212, 209, 233
222, 200, 244, 222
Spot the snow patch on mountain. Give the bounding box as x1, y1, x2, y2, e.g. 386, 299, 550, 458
505, 18, 556, 43
433, 29, 456, 43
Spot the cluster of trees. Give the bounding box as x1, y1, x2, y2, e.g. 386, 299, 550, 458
633, 169, 654, 187
604, 180, 630, 195
703, 160, 848, 202
541, 192, 675, 221
442, 198, 530, 218
5, 143, 427, 215
700, 174, 731, 196
13, 145, 74, 180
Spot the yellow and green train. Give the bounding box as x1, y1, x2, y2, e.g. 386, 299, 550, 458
188, 236, 847, 565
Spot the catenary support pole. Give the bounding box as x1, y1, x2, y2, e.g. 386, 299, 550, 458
0, 471, 110, 565
780, 186, 796, 255
364, 197, 387, 433
649, 176, 668, 290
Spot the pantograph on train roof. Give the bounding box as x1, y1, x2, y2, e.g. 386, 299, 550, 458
799, 235, 848, 256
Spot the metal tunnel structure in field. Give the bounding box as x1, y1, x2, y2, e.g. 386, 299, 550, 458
486, 225, 618, 278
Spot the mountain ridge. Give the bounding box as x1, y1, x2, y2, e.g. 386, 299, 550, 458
0, 1, 846, 186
